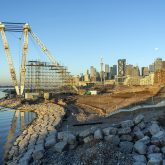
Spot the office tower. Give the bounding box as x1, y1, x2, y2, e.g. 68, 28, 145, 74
84, 69, 90, 81
96, 71, 101, 81
110, 65, 117, 79
118, 59, 126, 77
149, 64, 155, 73
141, 67, 149, 76
126, 65, 133, 76
154, 58, 162, 71
105, 64, 110, 80
90, 66, 97, 82
133, 66, 140, 77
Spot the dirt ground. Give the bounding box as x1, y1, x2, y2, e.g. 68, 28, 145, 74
76, 85, 162, 114
59, 85, 165, 134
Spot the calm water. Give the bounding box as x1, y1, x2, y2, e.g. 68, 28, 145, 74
0, 89, 36, 164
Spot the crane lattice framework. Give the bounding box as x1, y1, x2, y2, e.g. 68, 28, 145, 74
0, 22, 76, 96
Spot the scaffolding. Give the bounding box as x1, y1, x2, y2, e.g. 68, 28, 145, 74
25, 60, 74, 93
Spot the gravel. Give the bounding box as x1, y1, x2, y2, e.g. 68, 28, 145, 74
42, 141, 133, 165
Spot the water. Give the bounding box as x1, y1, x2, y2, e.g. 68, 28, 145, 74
0, 89, 36, 164
0, 89, 7, 99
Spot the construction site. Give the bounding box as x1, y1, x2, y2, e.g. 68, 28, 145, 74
1, 22, 165, 165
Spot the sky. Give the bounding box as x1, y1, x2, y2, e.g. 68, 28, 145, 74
0, 0, 165, 85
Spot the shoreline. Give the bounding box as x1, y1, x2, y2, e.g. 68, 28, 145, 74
2, 87, 165, 164
4, 102, 66, 164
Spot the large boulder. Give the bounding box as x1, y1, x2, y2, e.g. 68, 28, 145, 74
161, 146, 165, 154
120, 135, 133, 142
134, 141, 147, 154
63, 133, 76, 145
147, 153, 162, 160
147, 145, 160, 154
120, 120, 134, 128
134, 131, 145, 140
149, 123, 161, 136
32, 146, 44, 160
147, 153, 162, 165
57, 131, 72, 140
137, 122, 146, 130
138, 136, 150, 145
54, 141, 67, 153
104, 135, 120, 146
79, 127, 97, 138
133, 155, 147, 163
118, 127, 131, 135
94, 129, 103, 140
151, 131, 165, 146
45, 136, 56, 149
83, 135, 94, 143
102, 127, 117, 136
119, 141, 133, 153
134, 114, 144, 125
133, 162, 146, 165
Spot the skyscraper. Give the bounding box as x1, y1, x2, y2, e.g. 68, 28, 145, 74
132, 66, 140, 77
126, 64, 133, 76
149, 64, 155, 73
141, 67, 149, 77
118, 59, 126, 77
110, 65, 117, 79
154, 58, 162, 71
105, 64, 110, 80
90, 66, 97, 82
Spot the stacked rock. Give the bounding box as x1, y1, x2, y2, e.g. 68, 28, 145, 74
53, 114, 165, 165
6, 109, 165, 165
6, 103, 65, 165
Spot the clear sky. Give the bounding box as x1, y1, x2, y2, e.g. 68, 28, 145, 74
0, 0, 165, 85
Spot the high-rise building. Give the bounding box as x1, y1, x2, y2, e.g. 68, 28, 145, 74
126, 65, 133, 76
96, 71, 101, 81
90, 66, 97, 82
149, 64, 155, 73
110, 65, 117, 79
154, 58, 162, 71
105, 64, 110, 80
118, 59, 126, 77
141, 67, 149, 77
90, 66, 96, 77
132, 66, 140, 77
126, 65, 140, 77
84, 69, 90, 82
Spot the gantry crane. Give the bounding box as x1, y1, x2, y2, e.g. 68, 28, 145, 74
0, 22, 77, 96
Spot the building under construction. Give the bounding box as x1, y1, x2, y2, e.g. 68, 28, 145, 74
25, 60, 74, 94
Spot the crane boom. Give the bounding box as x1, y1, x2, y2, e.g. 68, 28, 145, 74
30, 31, 58, 65
20, 24, 30, 95
30, 31, 78, 92
30, 31, 66, 83
0, 23, 20, 95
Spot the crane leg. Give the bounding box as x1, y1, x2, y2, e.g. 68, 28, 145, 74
0, 23, 20, 95
20, 24, 30, 95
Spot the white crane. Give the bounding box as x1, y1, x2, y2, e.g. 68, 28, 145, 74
0, 22, 77, 96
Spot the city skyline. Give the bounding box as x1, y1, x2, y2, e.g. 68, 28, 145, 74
79, 57, 165, 76
1, 0, 165, 85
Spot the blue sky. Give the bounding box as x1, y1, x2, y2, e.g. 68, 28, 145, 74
0, 0, 165, 84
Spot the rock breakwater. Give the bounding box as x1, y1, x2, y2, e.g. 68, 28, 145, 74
6, 103, 65, 165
